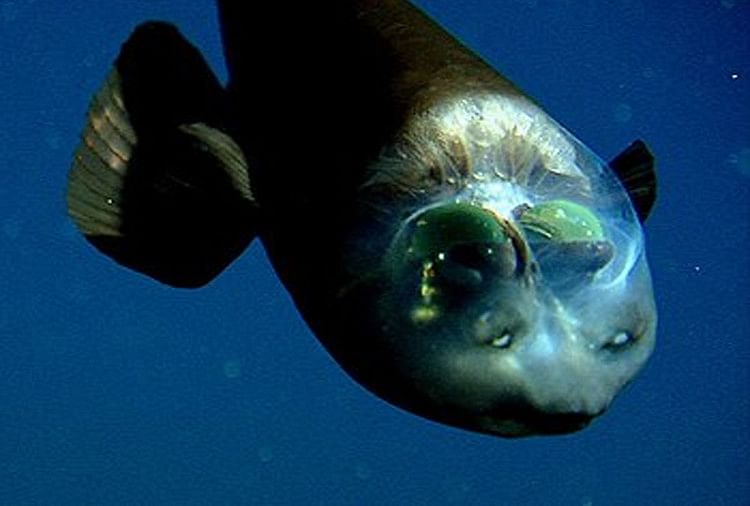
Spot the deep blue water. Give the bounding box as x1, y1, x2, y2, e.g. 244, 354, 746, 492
1, 1, 748, 504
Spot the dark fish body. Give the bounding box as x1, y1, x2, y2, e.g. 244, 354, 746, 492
67, 0, 657, 437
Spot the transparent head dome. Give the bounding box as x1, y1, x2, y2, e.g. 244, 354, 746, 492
329, 94, 656, 437
428, 95, 646, 299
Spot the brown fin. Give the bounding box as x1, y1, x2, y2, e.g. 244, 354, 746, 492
608, 140, 657, 223
67, 22, 258, 287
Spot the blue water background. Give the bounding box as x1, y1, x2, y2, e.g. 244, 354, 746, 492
0, 1, 748, 504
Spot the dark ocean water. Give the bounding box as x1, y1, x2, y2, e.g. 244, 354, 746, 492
0, 1, 748, 505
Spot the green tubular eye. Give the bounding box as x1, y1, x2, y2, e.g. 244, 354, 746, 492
407, 202, 508, 261
519, 200, 604, 243
517, 200, 614, 282
391, 203, 511, 324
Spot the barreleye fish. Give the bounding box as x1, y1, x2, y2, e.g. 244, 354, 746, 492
67, 0, 657, 437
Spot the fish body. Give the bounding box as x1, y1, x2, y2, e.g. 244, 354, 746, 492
68, 0, 657, 437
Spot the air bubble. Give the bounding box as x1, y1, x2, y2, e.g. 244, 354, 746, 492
612, 103, 633, 124
727, 147, 750, 177
1, 2, 18, 23
223, 359, 242, 379
2, 217, 20, 240
257, 445, 273, 463
354, 463, 371, 480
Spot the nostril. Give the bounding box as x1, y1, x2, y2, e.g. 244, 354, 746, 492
475, 312, 519, 349
601, 331, 636, 351
488, 332, 513, 349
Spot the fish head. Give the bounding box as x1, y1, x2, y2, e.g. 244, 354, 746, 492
323, 95, 656, 437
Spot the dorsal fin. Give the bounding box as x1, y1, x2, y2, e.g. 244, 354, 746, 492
608, 140, 657, 222
67, 22, 258, 287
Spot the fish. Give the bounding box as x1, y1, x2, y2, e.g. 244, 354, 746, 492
67, 0, 657, 437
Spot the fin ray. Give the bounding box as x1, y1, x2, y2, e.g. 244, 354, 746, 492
67, 22, 258, 287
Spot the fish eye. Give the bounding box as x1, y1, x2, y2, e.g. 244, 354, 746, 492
430, 242, 501, 292
406, 202, 509, 260
393, 202, 517, 299
532, 240, 615, 281
514, 200, 615, 286
446, 242, 497, 272
517, 199, 604, 242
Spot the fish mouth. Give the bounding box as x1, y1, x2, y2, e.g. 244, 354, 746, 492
477, 407, 599, 437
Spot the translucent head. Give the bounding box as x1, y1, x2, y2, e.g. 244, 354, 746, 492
326, 96, 656, 437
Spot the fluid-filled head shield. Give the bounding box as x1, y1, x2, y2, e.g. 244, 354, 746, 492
325, 95, 656, 437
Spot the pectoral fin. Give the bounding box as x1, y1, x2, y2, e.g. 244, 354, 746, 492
67, 22, 258, 287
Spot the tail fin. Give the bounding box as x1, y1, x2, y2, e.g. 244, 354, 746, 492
67, 22, 258, 287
